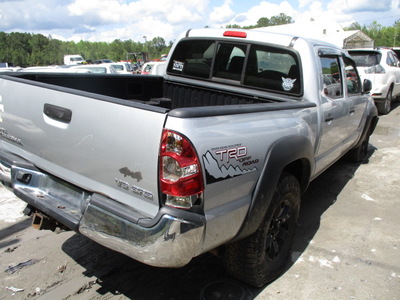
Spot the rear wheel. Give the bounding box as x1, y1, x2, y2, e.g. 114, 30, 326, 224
376, 86, 393, 115
223, 172, 300, 287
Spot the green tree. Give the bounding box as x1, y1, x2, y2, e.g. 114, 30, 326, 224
29, 33, 49, 65
270, 13, 294, 26
256, 17, 271, 27
225, 24, 242, 28
226, 13, 293, 29
8, 32, 32, 66
344, 22, 362, 30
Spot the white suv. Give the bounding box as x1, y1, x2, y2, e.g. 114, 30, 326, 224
348, 48, 400, 114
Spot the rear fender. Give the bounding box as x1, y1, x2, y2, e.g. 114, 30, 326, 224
232, 135, 314, 241
353, 104, 379, 150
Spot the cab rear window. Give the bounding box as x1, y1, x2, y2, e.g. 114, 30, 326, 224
167, 39, 302, 95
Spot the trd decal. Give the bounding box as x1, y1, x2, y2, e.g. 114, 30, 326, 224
214, 146, 247, 162
202, 145, 259, 184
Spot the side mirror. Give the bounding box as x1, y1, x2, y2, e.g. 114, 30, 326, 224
362, 79, 372, 94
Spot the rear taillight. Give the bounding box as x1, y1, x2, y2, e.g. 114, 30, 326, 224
159, 129, 203, 209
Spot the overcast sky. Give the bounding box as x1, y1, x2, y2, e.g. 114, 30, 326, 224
0, 0, 398, 43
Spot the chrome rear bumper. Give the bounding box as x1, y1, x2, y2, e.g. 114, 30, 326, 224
0, 151, 205, 267
80, 197, 205, 267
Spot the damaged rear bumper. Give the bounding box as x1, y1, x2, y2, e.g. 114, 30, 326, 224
0, 151, 205, 268
79, 195, 205, 267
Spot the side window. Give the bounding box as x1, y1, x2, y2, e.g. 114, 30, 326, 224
343, 57, 361, 94
393, 52, 400, 67
387, 52, 399, 67
386, 52, 395, 67
243, 45, 301, 94
320, 56, 343, 98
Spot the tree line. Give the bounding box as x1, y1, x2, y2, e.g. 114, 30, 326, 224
0, 32, 171, 67
1, 13, 399, 68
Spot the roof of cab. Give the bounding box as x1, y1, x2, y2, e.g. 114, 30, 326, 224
180, 27, 342, 51
184, 28, 297, 47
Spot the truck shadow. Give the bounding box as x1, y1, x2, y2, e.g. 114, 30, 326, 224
0, 217, 31, 250
61, 146, 376, 300
292, 146, 376, 259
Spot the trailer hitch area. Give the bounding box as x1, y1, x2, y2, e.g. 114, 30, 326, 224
32, 212, 57, 231
31, 211, 68, 232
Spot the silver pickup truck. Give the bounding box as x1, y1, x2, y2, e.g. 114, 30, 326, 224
0, 28, 378, 287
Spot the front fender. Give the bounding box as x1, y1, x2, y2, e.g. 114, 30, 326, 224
232, 135, 314, 241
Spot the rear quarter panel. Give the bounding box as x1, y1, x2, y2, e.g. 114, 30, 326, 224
165, 106, 318, 252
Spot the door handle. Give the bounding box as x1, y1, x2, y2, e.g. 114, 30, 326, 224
325, 113, 333, 123
44, 104, 72, 124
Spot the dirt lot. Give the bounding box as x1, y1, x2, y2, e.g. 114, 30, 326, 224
0, 105, 399, 300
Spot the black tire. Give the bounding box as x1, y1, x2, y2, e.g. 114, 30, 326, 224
347, 135, 370, 163
223, 172, 301, 287
376, 86, 393, 115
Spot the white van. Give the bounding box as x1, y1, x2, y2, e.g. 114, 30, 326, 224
64, 55, 86, 65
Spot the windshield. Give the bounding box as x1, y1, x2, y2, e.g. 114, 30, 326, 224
349, 51, 382, 67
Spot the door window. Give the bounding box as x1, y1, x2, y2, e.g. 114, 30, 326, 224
320, 56, 343, 98
343, 57, 361, 94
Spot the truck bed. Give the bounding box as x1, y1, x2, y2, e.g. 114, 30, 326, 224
4, 72, 280, 110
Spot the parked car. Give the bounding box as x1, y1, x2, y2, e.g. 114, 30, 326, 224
107, 62, 135, 74
69, 64, 118, 74
141, 61, 166, 75
348, 48, 400, 114
140, 62, 156, 74
93, 59, 113, 64
21, 66, 73, 73
0, 67, 23, 72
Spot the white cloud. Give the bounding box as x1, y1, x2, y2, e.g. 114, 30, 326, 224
0, 0, 398, 43
0, 0, 74, 30
63, 0, 209, 41
299, 0, 315, 8
219, 1, 296, 27
210, 0, 235, 24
